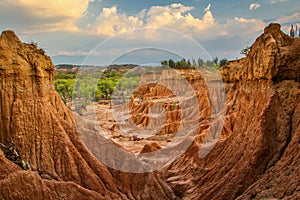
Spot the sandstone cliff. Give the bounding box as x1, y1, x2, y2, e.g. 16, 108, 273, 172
160, 23, 300, 199
0, 23, 299, 200
0, 30, 174, 199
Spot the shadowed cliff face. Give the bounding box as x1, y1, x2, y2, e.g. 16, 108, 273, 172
0, 23, 299, 200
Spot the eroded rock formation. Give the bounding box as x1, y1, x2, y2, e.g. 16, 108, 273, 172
0, 23, 299, 199
0, 30, 174, 199
161, 23, 300, 199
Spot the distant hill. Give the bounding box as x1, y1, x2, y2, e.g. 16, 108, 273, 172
55, 63, 138, 72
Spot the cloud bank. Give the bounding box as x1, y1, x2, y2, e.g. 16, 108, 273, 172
0, 1, 266, 40
1, 0, 298, 62
0, 0, 89, 33
88, 3, 265, 41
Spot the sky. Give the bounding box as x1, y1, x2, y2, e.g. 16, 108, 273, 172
0, 0, 299, 65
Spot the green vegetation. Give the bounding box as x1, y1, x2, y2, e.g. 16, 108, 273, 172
240, 47, 250, 56
29, 40, 45, 54
161, 57, 228, 71
171, 104, 177, 110
161, 58, 194, 69
54, 65, 140, 107
54, 58, 229, 108
219, 58, 229, 67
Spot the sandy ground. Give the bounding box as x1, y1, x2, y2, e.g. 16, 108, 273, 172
77, 99, 186, 153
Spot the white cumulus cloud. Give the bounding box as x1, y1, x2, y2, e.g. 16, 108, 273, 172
0, 1, 266, 43
249, 3, 260, 10
205, 4, 211, 12
270, 0, 287, 4
93, 6, 143, 36
90, 3, 222, 39
0, 0, 89, 33
89, 3, 265, 41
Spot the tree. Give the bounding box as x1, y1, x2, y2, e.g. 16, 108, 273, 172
187, 59, 191, 67
161, 60, 168, 66
198, 58, 205, 68
54, 79, 75, 101
176, 58, 188, 69
192, 58, 197, 67
205, 60, 215, 69
219, 58, 228, 67
73, 74, 98, 108
213, 57, 218, 65
168, 59, 175, 68
240, 47, 250, 56
97, 78, 116, 100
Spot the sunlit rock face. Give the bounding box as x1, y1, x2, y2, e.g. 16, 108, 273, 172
160, 23, 300, 199
0, 30, 174, 200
